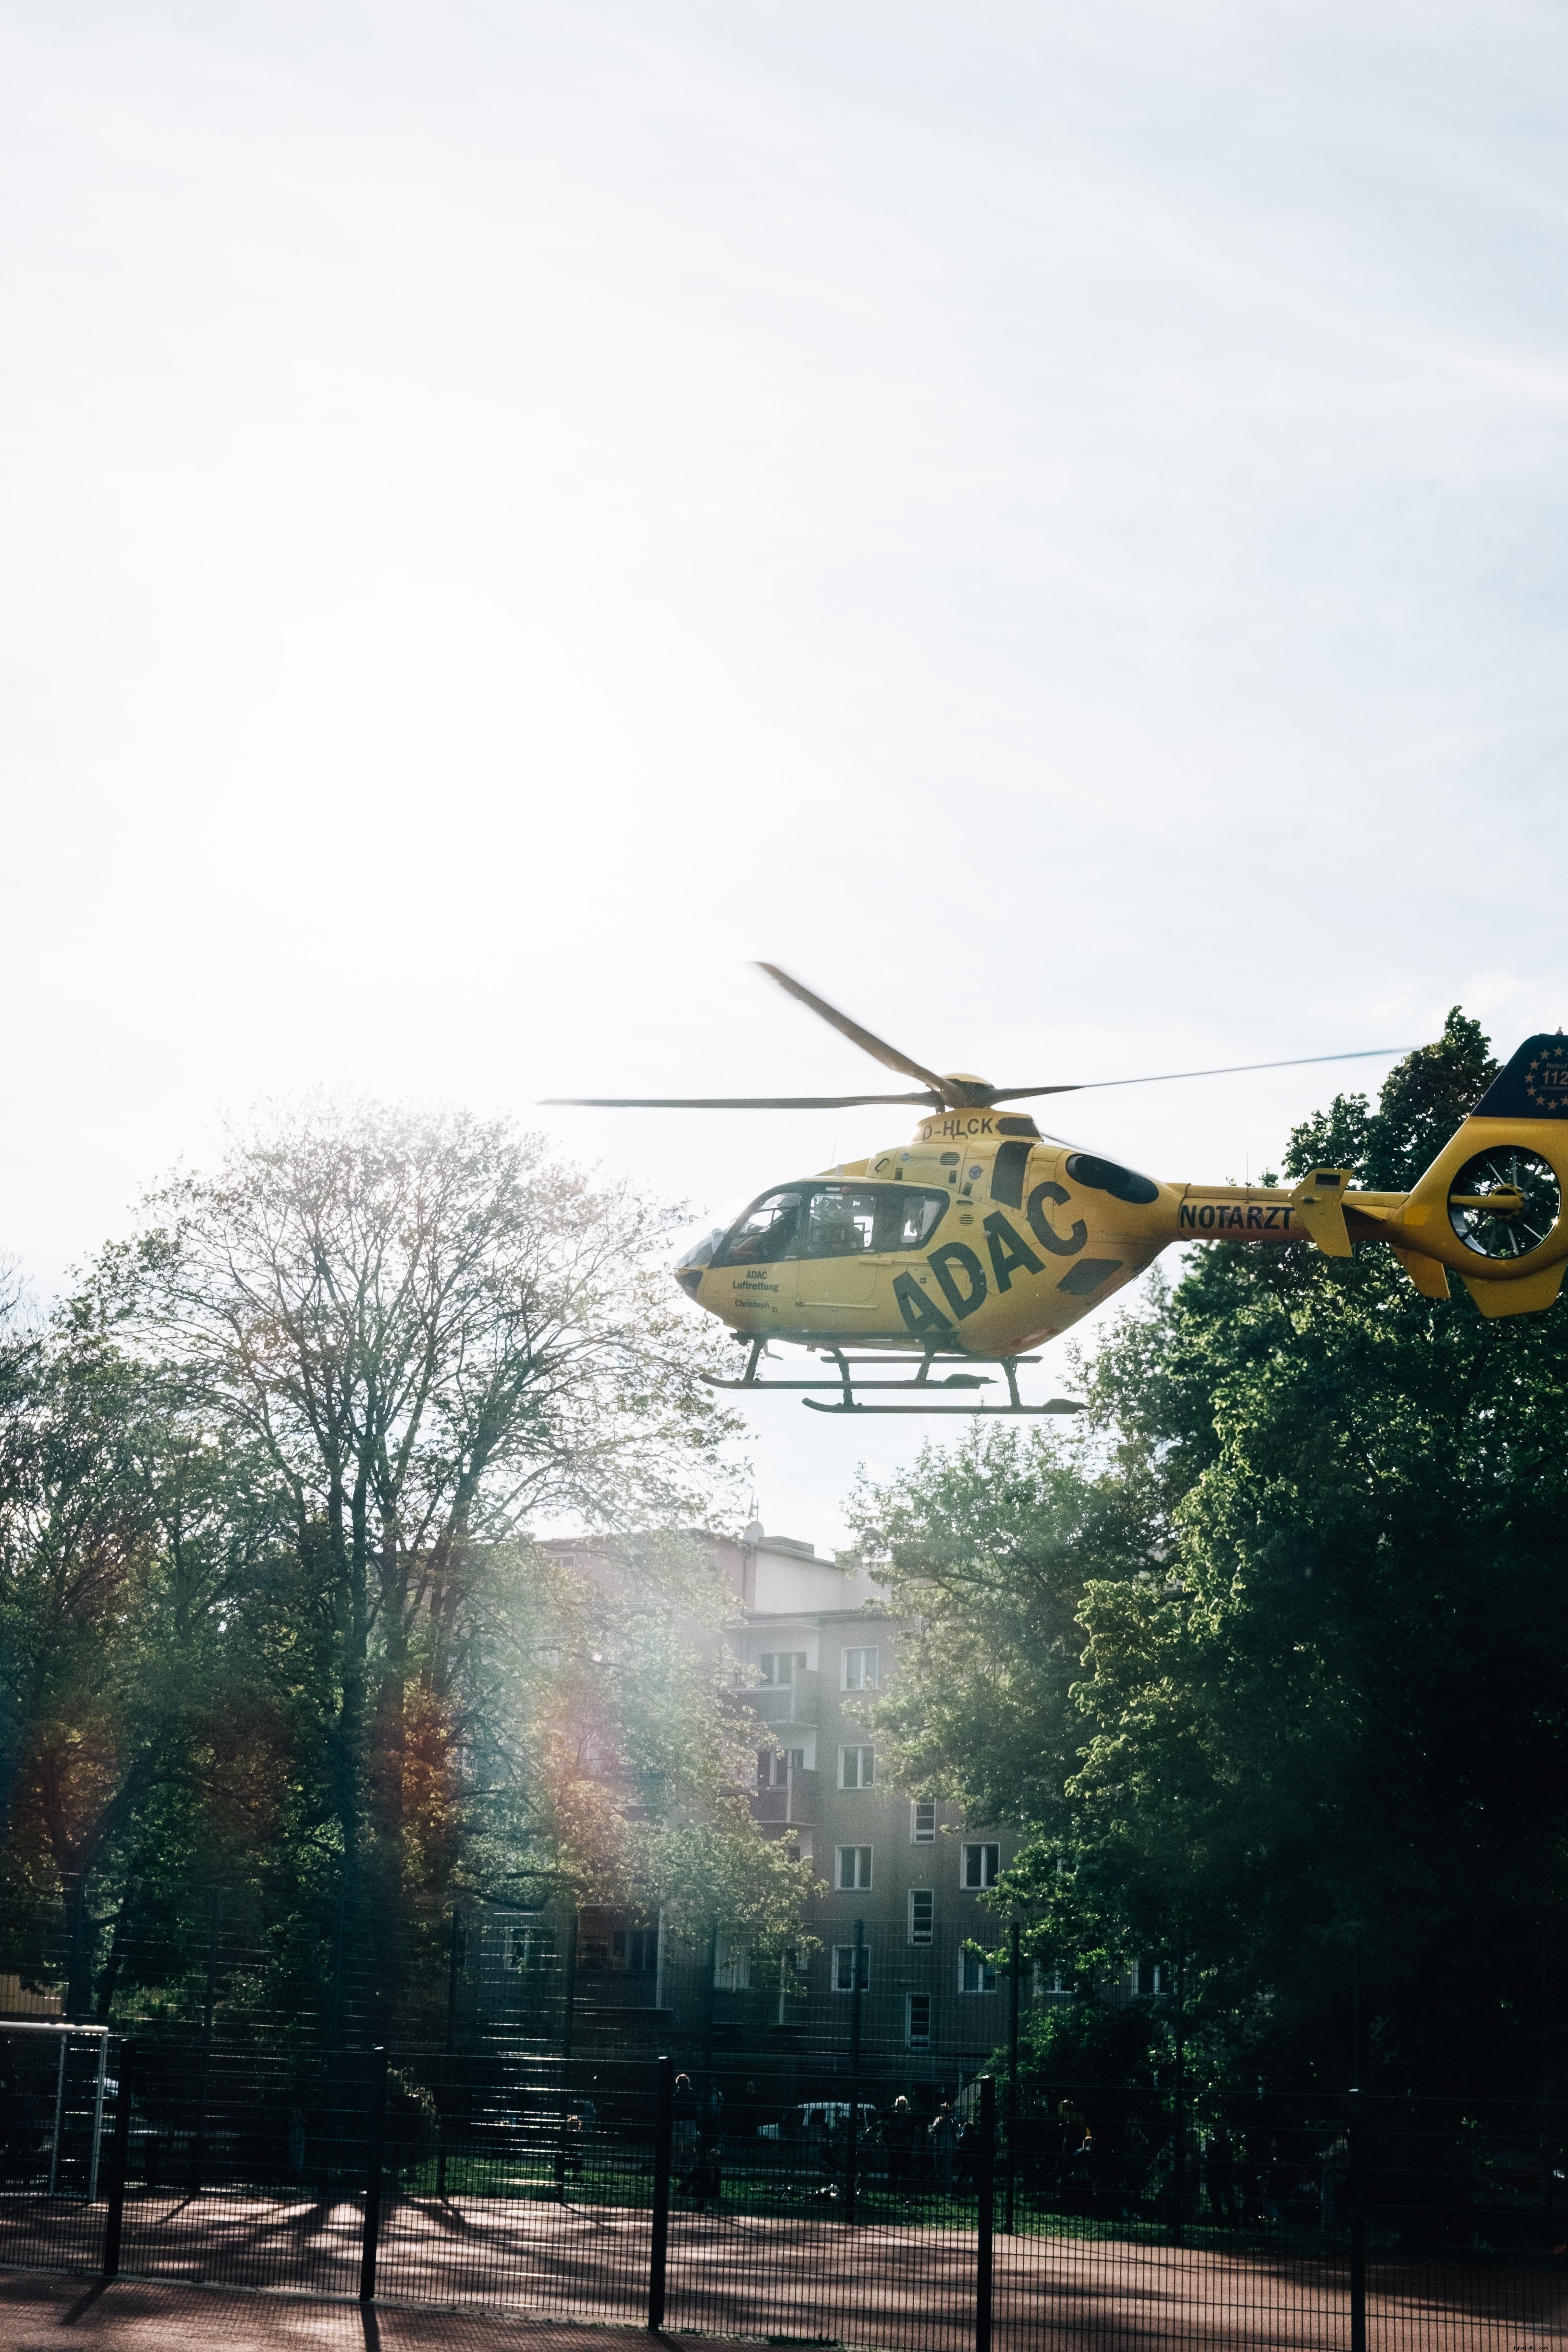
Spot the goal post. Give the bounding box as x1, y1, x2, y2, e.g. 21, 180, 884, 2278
0, 2020, 112, 2200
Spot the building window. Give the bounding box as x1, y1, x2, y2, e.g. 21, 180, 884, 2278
1034, 1960, 1070, 1998
837, 1844, 873, 1891
611, 1927, 658, 1975
833, 1943, 870, 1993
839, 1746, 875, 1790
757, 1651, 806, 1686
908, 1890, 934, 1946
757, 1747, 804, 1788
906, 1993, 932, 2049
842, 1646, 879, 1691
961, 1950, 999, 1995
912, 1801, 936, 1844
963, 1841, 1000, 1889
713, 1935, 750, 1992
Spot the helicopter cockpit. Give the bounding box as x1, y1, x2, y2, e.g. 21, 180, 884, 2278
714, 1181, 950, 1268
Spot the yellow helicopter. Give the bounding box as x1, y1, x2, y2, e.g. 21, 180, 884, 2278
549, 968, 1568, 1413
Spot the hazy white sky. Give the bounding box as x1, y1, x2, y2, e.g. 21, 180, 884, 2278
5, 0, 1568, 1546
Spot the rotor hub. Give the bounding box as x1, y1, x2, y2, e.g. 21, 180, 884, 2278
937, 1072, 997, 1109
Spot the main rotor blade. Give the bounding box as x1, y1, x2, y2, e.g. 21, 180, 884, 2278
542, 1092, 939, 1110
988, 1046, 1408, 1102
757, 964, 951, 1096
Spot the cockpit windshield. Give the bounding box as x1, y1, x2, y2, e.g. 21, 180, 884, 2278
675, 1228, 726, 1270
719, 1191, 804, 1265
713, 1184, 948, 1267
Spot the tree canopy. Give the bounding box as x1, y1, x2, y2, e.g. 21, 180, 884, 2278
0, 1100, 808, 2034
852, 1013, 1568, 2096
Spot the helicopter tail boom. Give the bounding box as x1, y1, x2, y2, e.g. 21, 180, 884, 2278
1135, 1037, 1568, 1318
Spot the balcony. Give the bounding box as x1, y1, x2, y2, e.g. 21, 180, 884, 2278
750, 1766, 817, 1828
747, 1668, 820, 1728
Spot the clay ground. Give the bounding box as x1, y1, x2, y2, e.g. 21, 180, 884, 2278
2, 2191, 1564, 2352
0, 2274, 707, 2349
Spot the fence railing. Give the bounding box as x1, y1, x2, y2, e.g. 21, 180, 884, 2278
3, 2039, 1566, 2350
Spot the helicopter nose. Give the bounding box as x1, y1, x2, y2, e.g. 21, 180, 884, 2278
674, 1227, 724, 1298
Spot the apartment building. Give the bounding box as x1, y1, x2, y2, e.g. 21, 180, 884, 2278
476, 1524, 1029, 2084
723, 1521, 1017, 2070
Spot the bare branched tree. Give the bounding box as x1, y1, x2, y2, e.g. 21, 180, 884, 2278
88, 1098, 742, 2009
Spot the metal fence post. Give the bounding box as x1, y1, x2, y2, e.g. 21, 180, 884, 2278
563, 1910, 579, 2060
48, 2032, 67, 2196
648, 2053, 674, 2331
1005, 1920, 1020, 2233
189, 1883, 221, 2192
437, 1903, 460, 2198
845, 1919, 864, 2226
358, 2046, 389, 2305
703, 1918, 717, 2070
976, 2073, 996, 2352
1348, 2084, 1367, 2352
1170, 1935, 1186, 2246
87, 2032, 108, 2205
102, 2041, 135, 2280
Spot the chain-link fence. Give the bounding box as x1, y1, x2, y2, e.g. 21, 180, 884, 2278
3, 2033, 1565, 2349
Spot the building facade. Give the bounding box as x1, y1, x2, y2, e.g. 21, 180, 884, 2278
464, 1525, 1036, 2098
723, 1523, 1018, 2072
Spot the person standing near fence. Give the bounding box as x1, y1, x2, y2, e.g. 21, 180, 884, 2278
1205, 2125, 1240, 2224
956, 2114, 981, 2193
1068, 2124, 1097, 2212
930, 2100, 957, 2193
1320, 2127, 1348, 2230
554, 2113, 584, 2203
885, 2096, 919, 2203
672, 2075, 698, 2160
692, 2082, 724, 2213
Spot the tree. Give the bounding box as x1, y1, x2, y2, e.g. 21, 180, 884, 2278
0, 1291, 281, 2015
0, 1098, 809, 2037
851, 1017, 1568, 2095
86, 1097, 745, 2026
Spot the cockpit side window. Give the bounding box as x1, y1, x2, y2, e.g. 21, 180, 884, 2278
877, 1188, 949, 1252
714, 1191, 804, 1267
803, 1185, 951, 1258
802, 1187, 879, 1258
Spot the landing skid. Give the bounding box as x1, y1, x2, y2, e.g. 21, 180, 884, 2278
701, 1340, 1086, 1416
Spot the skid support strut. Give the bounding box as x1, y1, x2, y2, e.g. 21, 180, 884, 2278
700, 1344, 1081, 1416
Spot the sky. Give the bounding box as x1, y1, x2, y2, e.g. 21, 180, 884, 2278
4, 0, 1568, 1549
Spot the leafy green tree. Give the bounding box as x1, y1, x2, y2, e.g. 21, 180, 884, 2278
0, 1292, 283, 2016
853, 1016, 1568, 2095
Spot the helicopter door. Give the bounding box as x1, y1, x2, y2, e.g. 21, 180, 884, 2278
796, 1185, 881, 1309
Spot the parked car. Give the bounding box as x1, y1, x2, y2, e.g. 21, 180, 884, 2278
757, 2102, 877, 2143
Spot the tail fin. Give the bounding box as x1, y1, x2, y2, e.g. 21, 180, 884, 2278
1469, 1034, 1568, 1121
